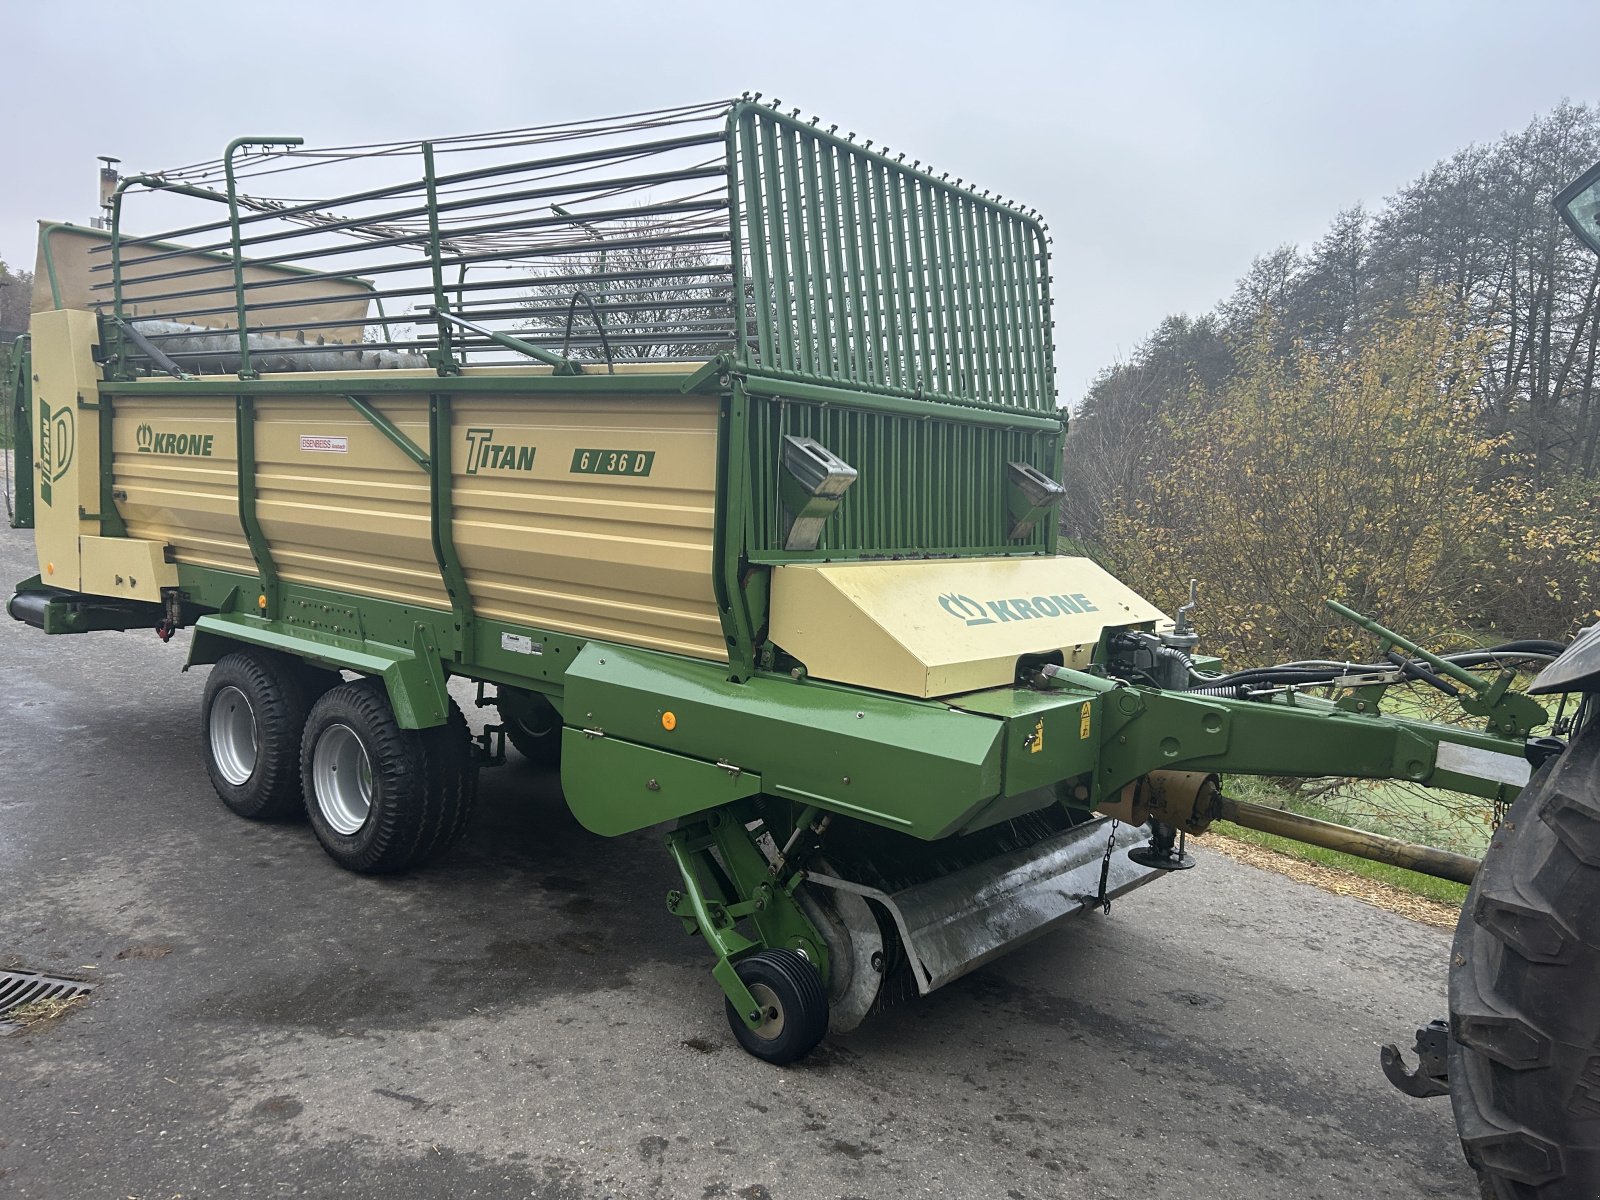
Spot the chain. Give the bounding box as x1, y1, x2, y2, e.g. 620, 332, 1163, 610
1091, 818, 1119, 914
1491, 790, 1510, 832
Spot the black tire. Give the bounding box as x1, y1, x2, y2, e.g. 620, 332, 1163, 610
297, 662, 345, 703
201, 650, 314, 821
300, 680, 473, 874
500, 688, 562, 767
416, 698, 479, 863
1449, 722, 1600, 1198
723, 949, 829, 1065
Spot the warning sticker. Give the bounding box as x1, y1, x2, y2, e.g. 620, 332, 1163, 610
299, 435, 349, 454
1078, 701, 1092, 740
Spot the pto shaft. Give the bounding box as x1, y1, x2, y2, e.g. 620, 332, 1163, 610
1215, 795, 1480, 886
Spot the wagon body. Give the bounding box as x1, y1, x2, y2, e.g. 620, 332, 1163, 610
6, 100, 1555, 1075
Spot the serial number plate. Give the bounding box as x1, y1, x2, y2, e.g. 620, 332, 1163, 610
570, 448, 655, 477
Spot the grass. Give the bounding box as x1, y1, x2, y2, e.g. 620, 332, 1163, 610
1208, 819, 1470, 907
1213, 771, 1475, 907
3, 993, 87, 1029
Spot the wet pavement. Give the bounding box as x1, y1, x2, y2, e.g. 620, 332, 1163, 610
0, 514, 1478, 1199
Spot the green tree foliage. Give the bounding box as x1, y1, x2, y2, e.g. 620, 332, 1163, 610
1105, 305, 1497, 665
0, 258, 33, 342
1070, 100, 1600, 647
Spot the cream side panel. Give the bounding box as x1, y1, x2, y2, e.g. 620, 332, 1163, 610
30, 309, 102, 591
452, 395, 724, 661
36, 223, 372, 342
111, 396, 254, 575
253, 396, 449, 610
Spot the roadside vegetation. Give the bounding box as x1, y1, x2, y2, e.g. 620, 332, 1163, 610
1069, 100, 1600, 891
0, 258, 29, 453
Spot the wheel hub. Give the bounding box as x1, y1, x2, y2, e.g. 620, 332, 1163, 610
208, 685, 258, 786
747, 982, 785, 1040
312, 723, 374, 835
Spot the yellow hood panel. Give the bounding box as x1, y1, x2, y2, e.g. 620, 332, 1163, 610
770, 556, 1166, 698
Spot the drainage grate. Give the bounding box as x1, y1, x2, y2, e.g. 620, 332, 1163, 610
0, 970, 95, 1034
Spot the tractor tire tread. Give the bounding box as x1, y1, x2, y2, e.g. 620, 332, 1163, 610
414, 699, 479, 866
1450, 725, 1600, 1199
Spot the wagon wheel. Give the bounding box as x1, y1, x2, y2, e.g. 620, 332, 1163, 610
201, 650, 317, 821
499, 687, 562, 767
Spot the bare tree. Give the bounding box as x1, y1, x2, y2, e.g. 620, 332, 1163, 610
518, 219, 738, 361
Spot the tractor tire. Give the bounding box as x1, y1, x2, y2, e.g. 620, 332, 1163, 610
1449, 720, 1600, 1198
201, 650, 315, 821
500, 688, 562, 767
301, 680, 473, 874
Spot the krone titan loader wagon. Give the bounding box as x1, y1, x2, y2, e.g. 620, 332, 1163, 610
8, 98, 1600, 1197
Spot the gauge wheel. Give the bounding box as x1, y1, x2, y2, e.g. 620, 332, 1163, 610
723, 948, 829, 1065
500, 687, 562, 767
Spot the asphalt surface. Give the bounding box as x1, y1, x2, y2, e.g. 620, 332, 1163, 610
0, 510, 1479, 1199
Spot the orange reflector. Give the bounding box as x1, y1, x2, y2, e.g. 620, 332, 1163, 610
45, 562, 54, 575
258, 594, 268, 609
661, 711, 677, 731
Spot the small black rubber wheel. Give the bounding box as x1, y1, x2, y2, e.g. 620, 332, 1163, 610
500, 688, 562, 767
1449, 719, 1600, 1198
201, 650, 314, 820
723, 948, 829, 1065
301, 679, 469, 874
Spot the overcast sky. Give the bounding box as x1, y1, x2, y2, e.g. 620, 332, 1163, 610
5, 0, 1598, 403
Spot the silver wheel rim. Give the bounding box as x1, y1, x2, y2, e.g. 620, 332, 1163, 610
312, 723, 373, 835
748, 982, 785, 1041
208, 685, 258, 787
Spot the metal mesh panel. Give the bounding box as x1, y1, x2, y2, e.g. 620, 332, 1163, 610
729, 103, 1055, 411
746, 396, 1059, 560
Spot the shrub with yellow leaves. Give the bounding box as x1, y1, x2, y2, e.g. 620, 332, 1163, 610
1100, 301, 1500, 667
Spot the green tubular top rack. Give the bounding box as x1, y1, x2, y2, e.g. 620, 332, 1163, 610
91, 95, 1056, 417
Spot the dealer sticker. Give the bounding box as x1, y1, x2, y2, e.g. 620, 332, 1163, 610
299, 434, 349, 454
500, 632, 543, 656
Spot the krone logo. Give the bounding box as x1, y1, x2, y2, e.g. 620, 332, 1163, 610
938, 589, 1100, 626
138, 426, 215, 457
939, 593, 994, 627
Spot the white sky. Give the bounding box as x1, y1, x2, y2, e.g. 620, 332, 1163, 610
4, 0, 1598, 404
